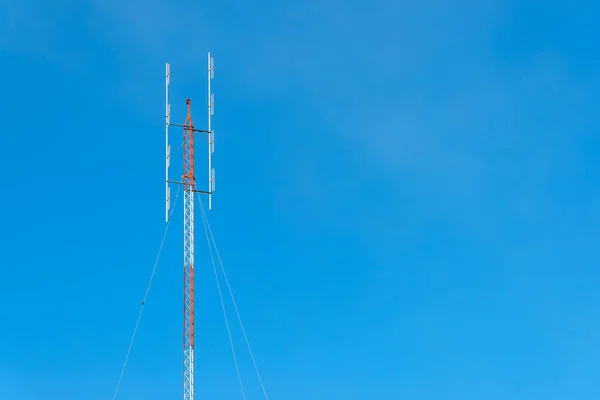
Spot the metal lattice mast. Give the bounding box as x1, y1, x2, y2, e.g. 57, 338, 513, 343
183, 99, 196, 400
165, 53, 215, 400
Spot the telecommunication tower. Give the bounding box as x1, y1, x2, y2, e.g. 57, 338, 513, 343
165, 53, 216, 400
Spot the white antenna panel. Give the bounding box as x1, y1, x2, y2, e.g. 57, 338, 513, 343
211, 131, 215, 153
167, 144, 171, 167
166, 185, 170, 222
211, 168, 216, 191
210, 57, 214, 79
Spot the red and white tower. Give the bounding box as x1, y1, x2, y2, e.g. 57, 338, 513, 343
182, 98, 196, 400
165, 53, 215, 400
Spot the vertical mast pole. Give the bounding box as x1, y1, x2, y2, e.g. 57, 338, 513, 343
183, 99, 196, 400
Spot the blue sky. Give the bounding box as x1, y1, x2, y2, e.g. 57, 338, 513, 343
1, 0, 600, 399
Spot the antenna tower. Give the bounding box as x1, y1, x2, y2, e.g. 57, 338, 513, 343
165, 52, 216, 400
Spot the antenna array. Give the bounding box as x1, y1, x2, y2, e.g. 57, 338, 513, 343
165, 55, 216, 221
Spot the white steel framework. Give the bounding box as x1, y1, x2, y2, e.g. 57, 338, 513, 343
183, 183, 195, 400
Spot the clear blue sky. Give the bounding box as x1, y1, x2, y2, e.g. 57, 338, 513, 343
1, 0, 600, 399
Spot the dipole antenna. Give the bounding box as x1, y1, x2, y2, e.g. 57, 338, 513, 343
208, 52, 215, 210
165, 53, 216, 400
165, 63, 171, 223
